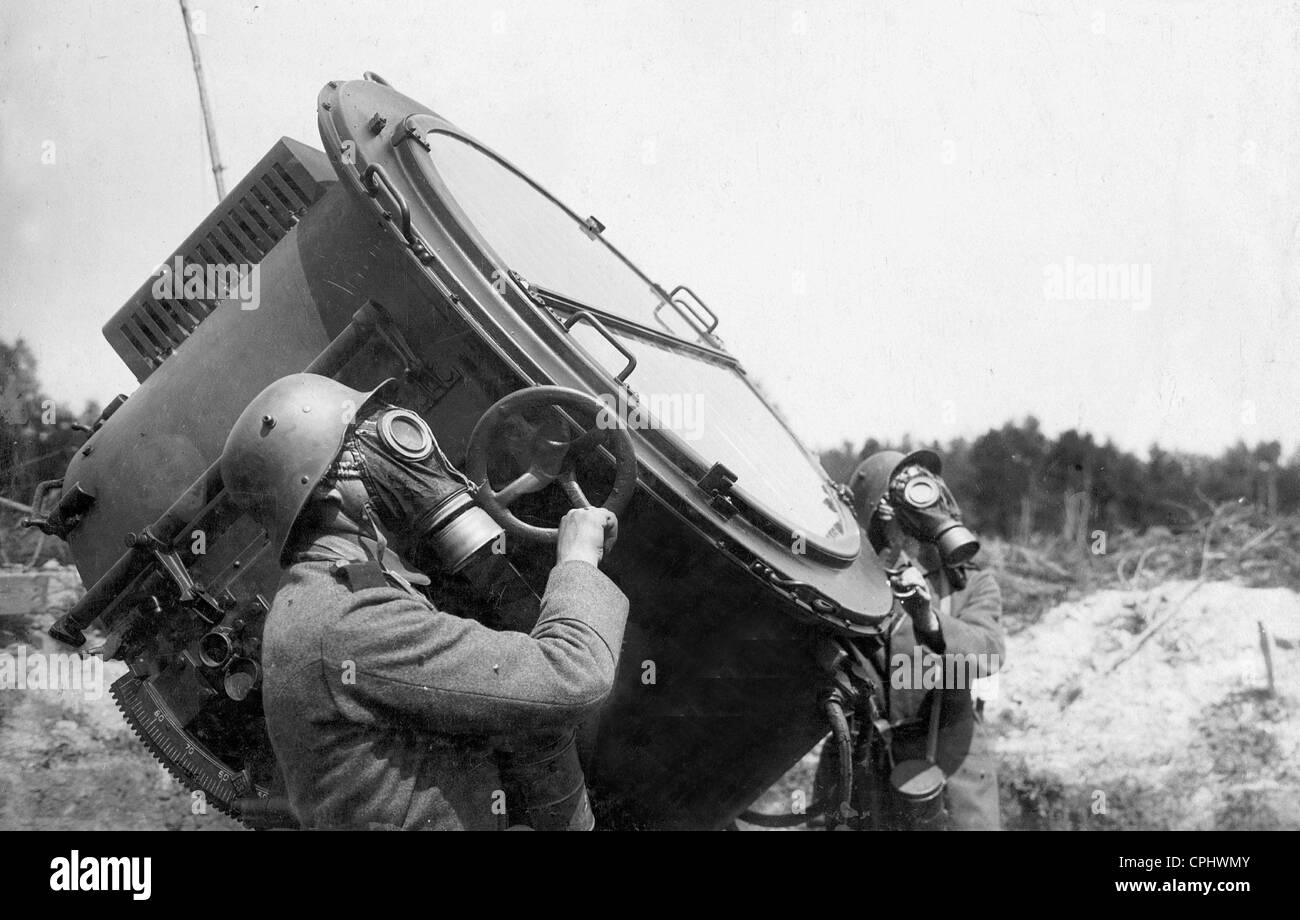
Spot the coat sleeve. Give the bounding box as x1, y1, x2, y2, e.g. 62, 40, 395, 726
914, 567, 1005, 678
321, 560, 629, 734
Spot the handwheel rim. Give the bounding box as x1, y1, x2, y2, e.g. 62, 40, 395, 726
464, 386, 638, 544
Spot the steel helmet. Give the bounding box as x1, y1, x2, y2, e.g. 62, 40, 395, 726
220, 373, 392, 565
847, 448, 942, 524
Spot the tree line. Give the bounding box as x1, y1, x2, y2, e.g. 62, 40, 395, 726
1, 338, 101, 513
819, 417, 1296, 543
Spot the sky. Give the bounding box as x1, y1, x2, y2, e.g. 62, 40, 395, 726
2, 0, 1298, 458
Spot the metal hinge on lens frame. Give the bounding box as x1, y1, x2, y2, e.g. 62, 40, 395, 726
395, 115, 432, 152
750, 560, 841, 619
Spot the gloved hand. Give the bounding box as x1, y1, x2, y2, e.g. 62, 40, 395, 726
556, 507, 619, 568
889, 564, 941, 637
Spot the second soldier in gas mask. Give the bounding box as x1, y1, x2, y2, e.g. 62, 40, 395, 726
819, 449, 1005, 830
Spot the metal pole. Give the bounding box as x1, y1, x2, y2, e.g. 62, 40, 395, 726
1258, 620, 1276, 697
178, 0, 226, 200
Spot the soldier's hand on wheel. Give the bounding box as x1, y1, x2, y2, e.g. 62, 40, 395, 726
557, 507, 619, 568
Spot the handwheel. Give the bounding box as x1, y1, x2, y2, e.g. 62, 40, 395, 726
464, 386, 638, 544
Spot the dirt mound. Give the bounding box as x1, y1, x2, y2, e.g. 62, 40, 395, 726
746, 579, 1300, 831
996, 580, 1300, 829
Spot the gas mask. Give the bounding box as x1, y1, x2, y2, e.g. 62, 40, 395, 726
886, 464, 980, 579
329, 403, 505, 578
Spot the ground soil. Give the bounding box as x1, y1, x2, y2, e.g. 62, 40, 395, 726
3, 573, 1295, 830
0, 616, 240, 830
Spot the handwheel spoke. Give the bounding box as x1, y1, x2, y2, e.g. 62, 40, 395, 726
557, 470, 592, 509
495, 470, 550, 507
566, 426, 608, 456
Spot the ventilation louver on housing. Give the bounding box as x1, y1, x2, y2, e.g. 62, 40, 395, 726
103, 138, 337, 381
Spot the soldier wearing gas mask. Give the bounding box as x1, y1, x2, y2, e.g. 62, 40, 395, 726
820, 449, 1004, 830
220, 373, 628, 830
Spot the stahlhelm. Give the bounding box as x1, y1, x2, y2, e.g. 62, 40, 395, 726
220, 373, 392, 566
848, 449, 980, 569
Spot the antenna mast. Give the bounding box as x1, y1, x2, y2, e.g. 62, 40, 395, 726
178, 0, 226, 200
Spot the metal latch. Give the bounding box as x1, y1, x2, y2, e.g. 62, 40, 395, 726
367, 301, 462, 407
697, 462, 739, 518
70, 393, 127, 436
125, 531, 224, 625
23, 479, 96, 539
